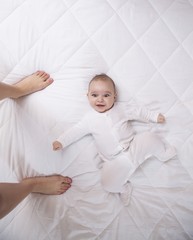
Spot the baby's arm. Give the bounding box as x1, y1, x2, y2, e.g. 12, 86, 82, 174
52, 114, 90, 151
126, 104, 166, 124
157, 113, 165, 123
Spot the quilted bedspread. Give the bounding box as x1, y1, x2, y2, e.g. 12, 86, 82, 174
0, 0, 193, 239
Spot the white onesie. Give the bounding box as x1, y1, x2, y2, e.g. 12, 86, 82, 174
56, 102, 175, 193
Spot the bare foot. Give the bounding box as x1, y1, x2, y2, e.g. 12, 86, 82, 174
22, 175, 72, 195
14, 71, 54, 98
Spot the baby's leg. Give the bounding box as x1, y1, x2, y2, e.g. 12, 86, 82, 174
100, 132, 168, 193
100, 132, 176, 205
101, 156, 133, 206
101, 155, 133, 193
129, 132, 176, 166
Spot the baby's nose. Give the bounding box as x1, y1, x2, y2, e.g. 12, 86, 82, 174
98, 96, 104, 102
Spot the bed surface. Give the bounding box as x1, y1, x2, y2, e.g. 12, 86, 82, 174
0, 0, 193, 239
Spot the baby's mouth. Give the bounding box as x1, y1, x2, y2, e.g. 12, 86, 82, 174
96, 104, 105, 107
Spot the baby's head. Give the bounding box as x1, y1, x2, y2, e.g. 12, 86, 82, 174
87, 74, 117, 113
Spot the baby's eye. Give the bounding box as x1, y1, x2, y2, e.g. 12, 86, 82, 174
104, 94, 110, 97
91, 93, 98, 97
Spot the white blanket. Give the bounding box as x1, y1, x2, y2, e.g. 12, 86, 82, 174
0, 0, 193, 239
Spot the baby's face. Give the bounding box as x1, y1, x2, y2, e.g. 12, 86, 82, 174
87, 80, 116, 113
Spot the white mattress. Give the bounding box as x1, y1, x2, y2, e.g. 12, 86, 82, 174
0, 0, 193, 239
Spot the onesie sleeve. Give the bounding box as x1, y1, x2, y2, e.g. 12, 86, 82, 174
125, 103, 159, 122
56, 114, 90, 148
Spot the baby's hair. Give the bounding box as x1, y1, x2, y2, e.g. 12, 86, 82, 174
89, 73, 116, 92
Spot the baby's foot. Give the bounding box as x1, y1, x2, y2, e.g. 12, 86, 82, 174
120, 182, 132, 206
14, 71, 54, 98
160, 146, 177, 162
22, 175, 72, 195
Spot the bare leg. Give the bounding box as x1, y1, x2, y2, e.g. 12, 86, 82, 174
0, 72, 71, 219
0, 71, 54, 100
0, 175, 72, 219
22, 175, 72, 194
13, 71, 54, 98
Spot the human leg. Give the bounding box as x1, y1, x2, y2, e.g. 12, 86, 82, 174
101, 133, 161, 193
22, 175, 72, 194
101, 155, 133, 193
0, 175, 72, 219
13, 71, 54, 98
0, 71, 53, 100
128, 132, 176, 165
100, 132, 176, 205
101, 157, 133, 206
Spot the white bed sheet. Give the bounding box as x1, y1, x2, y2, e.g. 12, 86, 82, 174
0, 0, 193, 239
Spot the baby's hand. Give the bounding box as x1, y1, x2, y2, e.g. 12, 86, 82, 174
157, 113, 165, 123
53, 141, 63, 151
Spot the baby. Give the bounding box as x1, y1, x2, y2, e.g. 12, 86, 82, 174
53, 74, 176, 205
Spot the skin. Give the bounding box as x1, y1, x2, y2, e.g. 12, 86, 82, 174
0, 71, 72, 219
87, 79, 116, 113
0, 71, 54, 100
